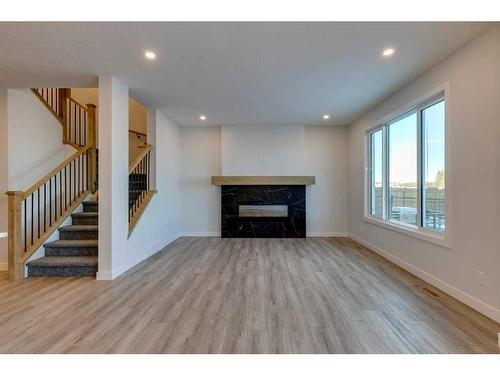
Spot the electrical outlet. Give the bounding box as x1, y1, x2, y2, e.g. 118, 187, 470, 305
475, 271, 485, 285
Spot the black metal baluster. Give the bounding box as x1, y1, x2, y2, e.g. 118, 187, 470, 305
142, 158, 145, 200
49, 178, 52, 226
68, 102, 72, 143
54, 174, 58, 221
73, 103, 77, 145
37, 188, 40, 239
77, 154, 80, 196
64, 166, 67, 210
69, 160, 72, 203
43, 183, 46, 232
84, 112, 87, 146
24, 200, 27, 251
59, 170, 62, 216
31, 193, 33, 245
86, 149, 89, 190
75, 104, 82, 146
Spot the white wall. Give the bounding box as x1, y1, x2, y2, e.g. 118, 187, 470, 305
305, 126, 349, 235
348, 26, 500, 322
221, 125, 307, 175
0, 89, 74, 271
7, 90, 74, 190
180, 126, 221, 236
0, 90, 8, 270
180, 124, 349, 236
98, 76, 181, 280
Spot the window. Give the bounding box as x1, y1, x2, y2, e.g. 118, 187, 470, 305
422, 100, 445, 231
388, 112, 418, 226
367, 94, 446, 235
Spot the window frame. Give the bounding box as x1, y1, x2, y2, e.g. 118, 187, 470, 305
364, 84, 450, 248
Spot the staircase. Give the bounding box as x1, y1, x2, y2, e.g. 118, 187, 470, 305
5, 88, 98, 280
6, 88, 154, 280
26, 201, 98, 277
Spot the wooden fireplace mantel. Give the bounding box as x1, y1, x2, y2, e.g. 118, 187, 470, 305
211, 176, 316, 186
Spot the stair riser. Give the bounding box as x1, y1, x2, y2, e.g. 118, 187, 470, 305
45, 247, 98, 257
28, 266, 97, 277
72, 216, 98, 225
82, 203, 98, 213
59, 231, 98, 240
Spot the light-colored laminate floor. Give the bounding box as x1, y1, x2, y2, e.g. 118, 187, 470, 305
0, 237, 499, 354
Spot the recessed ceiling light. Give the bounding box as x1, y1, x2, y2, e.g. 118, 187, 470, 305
382, 47, 395, 57
199, 115, 207, 121
144, 50, 156, 60
322, 114, 330, 120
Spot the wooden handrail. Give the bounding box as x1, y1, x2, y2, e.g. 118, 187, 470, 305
129, 129, 147, 137
68, 97, 89, 112
22, 145, 91, 199
129, 144, 152, 173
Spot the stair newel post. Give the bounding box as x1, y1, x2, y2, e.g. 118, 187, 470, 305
86, 103, 97, 192
6, 191, 24, 281
58, 89, 70, 143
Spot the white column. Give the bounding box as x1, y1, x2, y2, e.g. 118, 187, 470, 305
97, 76, 129, 280
0, 90, 8, 270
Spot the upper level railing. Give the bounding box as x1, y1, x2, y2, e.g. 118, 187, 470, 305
32, 88, 68, 123
32, 88, 95, 149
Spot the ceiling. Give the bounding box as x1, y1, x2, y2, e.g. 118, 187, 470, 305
0, 22, 490, 126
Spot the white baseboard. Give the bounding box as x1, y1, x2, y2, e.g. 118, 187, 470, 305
179, 232, 350, 238
307, 232, 349, 237
96, 271, 113, 281
349, 233, 500, 324
0, 262, 7, 271
180, 232, 220, 237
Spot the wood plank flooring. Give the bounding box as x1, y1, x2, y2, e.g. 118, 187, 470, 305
0, 237, 498, 354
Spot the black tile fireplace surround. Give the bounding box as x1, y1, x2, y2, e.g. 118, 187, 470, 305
221, 185, 306, 238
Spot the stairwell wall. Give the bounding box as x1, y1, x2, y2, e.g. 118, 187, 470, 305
0, 89, 74, 271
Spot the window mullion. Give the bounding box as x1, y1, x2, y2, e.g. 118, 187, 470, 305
383, 125, 389, 220
417, 108, 423, 229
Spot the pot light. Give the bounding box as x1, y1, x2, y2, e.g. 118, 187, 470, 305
382, 48, 395, 57
322, 114, 330, 120
199, 115, 207, 121
144, 50, 156, 60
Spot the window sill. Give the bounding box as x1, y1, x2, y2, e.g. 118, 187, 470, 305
363, 215, 450, 249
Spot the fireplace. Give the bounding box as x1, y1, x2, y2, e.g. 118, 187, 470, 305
212, 176, 315, 238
